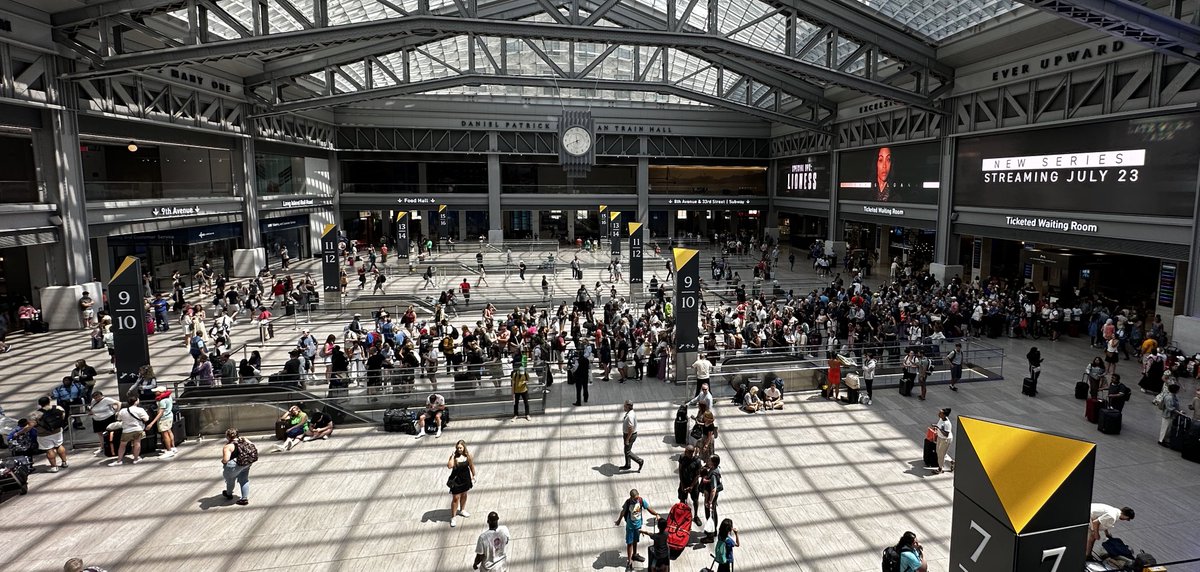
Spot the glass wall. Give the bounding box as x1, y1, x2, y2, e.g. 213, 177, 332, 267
340, 160, 487, 194
649, 165, 767, 196
0, 136, 38, 203
256, 153, 306, 195
502, 163, 635, 194
82, 141, 233, 201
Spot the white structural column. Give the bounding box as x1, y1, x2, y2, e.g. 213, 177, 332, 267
231, 126, 265, 277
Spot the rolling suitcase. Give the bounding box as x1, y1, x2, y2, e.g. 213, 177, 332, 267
1166, 414, 1194, 452
1085, 397, 1102, 423
1022, 377, 1037, 397
923, 436, 938, 468
845, 387, 860, 404
1097, 407, 1122, 434
275, 420, 290, 441
899, 375, 914, 397
673, 405, 688, 445
1075, 380, 1089, 400
1182, 426, 1200, 463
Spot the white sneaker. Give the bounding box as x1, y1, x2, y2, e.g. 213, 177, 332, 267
49, 466, 60, 473
414, 431, 425, 439
108, 460, 123, 467
170, 448, 178, 453
131, 457, 142, 464
450, 517, 457, 528
435, 430, 442, 438
162, 450, 176, 459
93, 449, 103, 456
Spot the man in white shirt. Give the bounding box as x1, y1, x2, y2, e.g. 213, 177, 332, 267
619, 400, 644, 472
1086, 504, 1134, 556
87, 391, 121, 456
473, 511, 510, 571
691, 354, 713, 397
686, 382, 714, 411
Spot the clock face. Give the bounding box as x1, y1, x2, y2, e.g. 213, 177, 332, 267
562, 126, 592, 156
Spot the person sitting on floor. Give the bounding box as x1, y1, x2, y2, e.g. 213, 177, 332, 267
416, 393, 447, 438
763, 383, 784, 410
304, 410, 334, 441
272, 405, 308, 452
742, 386, 763, 413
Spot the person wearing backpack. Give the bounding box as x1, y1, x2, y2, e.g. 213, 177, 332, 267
33, 396, 69, 472
882, 531, 927, 572
221, 428, 254, 505
712, 518, 740, 572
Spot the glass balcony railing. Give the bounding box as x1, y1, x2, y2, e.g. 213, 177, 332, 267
341, 183, 488, 194
501, 184, 635, 194
83, 181, 236, 201
0, 181, 41, 203
648, 185, 766, 196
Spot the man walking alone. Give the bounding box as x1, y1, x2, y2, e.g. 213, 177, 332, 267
619, 400, 644, 472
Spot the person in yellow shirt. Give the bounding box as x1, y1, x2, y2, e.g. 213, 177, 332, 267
1141, 336, 1158, 357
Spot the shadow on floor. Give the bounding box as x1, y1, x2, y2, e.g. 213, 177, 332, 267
592, 549, 627, 570
903, 458, 935, 478
420, 508, 453, 524
592, 463, 623, 478
198, 494, 235, 511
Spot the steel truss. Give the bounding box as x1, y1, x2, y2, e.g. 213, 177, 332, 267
51, 0, 953, 127
0, 43, 59, 108
74, 73, 246, 133
1015, 0, 1200, 67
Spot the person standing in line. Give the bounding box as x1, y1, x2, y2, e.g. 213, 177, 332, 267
691, 354, 713, 397
461, 278, 472, 307
614, 488, 660, 571
87, 391, 120, 456
1027, 346, 1043, 384
109, 395, 149, 466
932, 408, 953, 474
946, 343, 963, 392
1157, 383, 1182, 445
700, 454, 723, 544
916, 349, 931, 401
221, 428, 253, 505
713, 518, 740, 572
541, 275, 549, 303
149, 386, 178, 458
447, 439, 476, 528
33, 396, 70, 472
862, 353, 877, 405
677, 445, 702, 515
571, 351, 590, 407
619, 400, 644, 473
511, 366, 530, 421
473, 511, 510, 571
664, 258, 673, 281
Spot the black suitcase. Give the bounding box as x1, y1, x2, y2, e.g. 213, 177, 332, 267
275, 420, 290, 441
383, 408, 416, 434
1167, 415, 1195, 452
899, 376, 914, 397
1075, 381, 1089, 400
673, 405, 688, 445
103, 429, 122, 457
1182, 426, 1200, 463
845, 387, 859, 404
923, 438, 938, 468
26, 320, 48, 334
1097, 407, 1122, 434
1022, 377, 1037, 397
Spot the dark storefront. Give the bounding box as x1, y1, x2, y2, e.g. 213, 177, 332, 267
106, 223, 243, 290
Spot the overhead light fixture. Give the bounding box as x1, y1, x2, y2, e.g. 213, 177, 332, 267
127, 142, 139, 152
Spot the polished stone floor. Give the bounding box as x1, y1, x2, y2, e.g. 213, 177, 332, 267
1, 247, 1198, 572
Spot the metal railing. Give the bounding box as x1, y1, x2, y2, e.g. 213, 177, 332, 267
83, 181, 236, 201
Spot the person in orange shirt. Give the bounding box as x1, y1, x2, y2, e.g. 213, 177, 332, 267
827, 355, 842, 401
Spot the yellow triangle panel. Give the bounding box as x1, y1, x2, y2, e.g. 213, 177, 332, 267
599, 204, 608, 213
322, 223, 336, 236
111, 256, 137, 282
959, 417, 1095, 534
610, 211, 621, 221
438, 204, 447, 213
628, 222, 642, 235
673, 248, 698, 270
396, 211, 408, 221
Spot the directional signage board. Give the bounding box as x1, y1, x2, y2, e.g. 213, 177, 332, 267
628, 222, 644, 285
609, 211, 622, 257
673, 247, 700, 353
396, 211, 410, 260
438, 204, 449, 242
109, 256, 150, 399
321, 224, 339, 292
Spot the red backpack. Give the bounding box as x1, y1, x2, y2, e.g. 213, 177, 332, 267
665, 502, 692, 560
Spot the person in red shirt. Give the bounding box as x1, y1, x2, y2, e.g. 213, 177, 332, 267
460, 279, 472, 307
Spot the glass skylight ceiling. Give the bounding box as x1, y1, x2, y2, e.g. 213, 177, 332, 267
851, 0, 1020, 42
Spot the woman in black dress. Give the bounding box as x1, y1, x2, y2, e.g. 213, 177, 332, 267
447, 439, 476, 528
1139, 348, 1167, 394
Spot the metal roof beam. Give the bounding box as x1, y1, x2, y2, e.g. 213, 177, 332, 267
767, 0, 952, 79
1015, 0, 1200, 66
253, 73, 829, 130
53, 0, 189, 28
77, 16, 941, 112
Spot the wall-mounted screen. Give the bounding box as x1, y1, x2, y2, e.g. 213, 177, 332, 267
778, 154, 830, 199
954, 113, 1200, 217
837, 142, 941, 204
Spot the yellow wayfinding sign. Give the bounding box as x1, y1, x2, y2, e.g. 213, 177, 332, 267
673, 247, 697, 270
960, 417, 1094, 534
